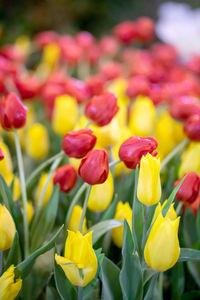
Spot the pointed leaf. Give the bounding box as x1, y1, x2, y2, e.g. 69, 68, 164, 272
178, 248, 200, 262
4, 232, 20, 271
101, 194, 118, 221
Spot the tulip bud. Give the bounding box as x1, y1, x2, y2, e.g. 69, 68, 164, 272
35, 173, 53, 208
0, 204, 16, 250
137, 153, 161, 206
78, 149, 109, 185
88, 172, 113, 212
119, 136, 158, 169
0, 92, 27, 130
179, 143, 200, 178
112, 202, 132, 248
169, 96, 200, 121
152, 200, 177, 223
0, 265, 22, 300
52, 95, 78, 136
25, 123, 49, 160
85, 92, 119, 127
55, 231, 97, 287
62, 129, 97, 159
113, 21, 137, 44
144, 207, 180, 271
184, 114, 200, 141
68, 205, 87, 233
174, 172, 200, 204
53, 165, 77, 193
86, 75, 105, 97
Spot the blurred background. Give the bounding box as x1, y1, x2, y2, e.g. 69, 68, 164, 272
0, 0, 200, 43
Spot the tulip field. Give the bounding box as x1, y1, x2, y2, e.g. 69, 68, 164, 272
1, 16, 200, 300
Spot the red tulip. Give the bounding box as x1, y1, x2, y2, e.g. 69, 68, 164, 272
65, 78, 90, 104
99, 61, 122, 81
119, 136, 158, 169
53, 165, 77, 193
34, 31, 59, 49
126, 76, 150, 99
189, 195, 200, 216
86, 75, 105, 97
78, 149, 109, 185
0, 148, 4, 160
62, 129, 97, 158
76, 31, 95, 51
174, 172, 200, 204
169, 96, 200, 121
0, 92, 27, 130
184, 114, 200, 141
99, 36, 119, 57
14, 75, 41, 100
113, 21, 137, 44
135, 17, 155, 43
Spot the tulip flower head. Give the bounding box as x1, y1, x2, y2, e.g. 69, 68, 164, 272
184, 114, 200, 141
0, 265, 22, 300
68, 205, 87, 233
0, 204, 16, 250
53, 165, 77, 193
179, 143, 200, 177
55, 230, 97, 287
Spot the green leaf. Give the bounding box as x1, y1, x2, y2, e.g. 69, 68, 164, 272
101, 256, 122, 300
54, 248, 77, 300
89, 219, 123, 245
120, 220, 143, 300
101, 194, 118, 221
46, 287, 60, 300
181, 291, 200, 300
15, 225, 63, 279
4, 232, 20, 271
31, 185, 60, 251
144, 273, 160, 300
171, 263, 185, 300
178, 248, 200, 262
132, 166, 139, 252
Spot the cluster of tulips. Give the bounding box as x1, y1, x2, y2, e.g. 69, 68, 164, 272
1, 16, 200, 300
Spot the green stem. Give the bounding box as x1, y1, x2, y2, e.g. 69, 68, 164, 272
0, 251, 3, 275
79, 185, 92, 232
109, 159, 121, 168
14, 130, 29, 258
0, 176, 9, 210
176, 202, 183, 215
160, 139, 189, 171
132, 166, 139, 252
26, 151, 64, 188
158, 272, 163, 300
78, 286, 83, 300
65, 183, 88, 229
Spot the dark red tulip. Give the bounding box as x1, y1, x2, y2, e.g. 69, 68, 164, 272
78, 149, 109, 185
169, 96, 200, 121
119, 136, 158, 169
85, 92, 118, 126
62, 129, 97, 158
113, 21, 137, 44
184, 114, 200, 141
175, 172, 200, 204
53, 165, 77, 193
0, 92, 27, 130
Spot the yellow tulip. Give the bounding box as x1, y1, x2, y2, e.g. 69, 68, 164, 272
5, 174, 21, 201
108, 78, 128, 98
68, 205, 87, 233
0, 204, 16, 250
152, 200, 177, 223
69, 157, 81, 171
25, 123, 49, 160
52, 95, 78, 136
0, 142, 13, 177
116, 98, 128, 127
0, 265, 22, 300
42, 43, 60, 69
129, 96, 155, 137
27, 201, 34, 224
35, 173, 53, 208
137, 153, 161, 206
112, 201, 132, 248
144, 206, 180, 271
55, 230, 97, 287
179, 142, 200, 178
88, 172, 114, 212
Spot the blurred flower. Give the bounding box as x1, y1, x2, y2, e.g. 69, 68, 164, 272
76, 31, 94, 51
68, 205, 87, 233
108, 78, 127, 98
35, 173, 53, 208
55, 231, 97, 287
42, 43, 60, 69
53, 165, 77, 193
27, 201, 34, 224
62, 129, 97, 159
86, 75, 105, 97
34, 30, 58, 49
15, 35, 31, 56
184, 114, 200, 141
179, 143, 200, 177
99, 61, 122, 81
6, 174, 20, 201
112, 201, 132, 248
0, 204, 16, 250
14, 75, 41, 100
0, 147, 4, 160
136, 17, 155, 43
0, 142, 13, 177
113, 21, 137, 44
0, 265, 22, 300
78, 149, 109, 185
144, 206, 180, 271
99, 36, 119, 57
126, 76, 150, 99
174, 172, 200, 203
189, 195, 200, 216
88, 172, 113, 212
65, 78, 90, 104
169, 96, 200, 121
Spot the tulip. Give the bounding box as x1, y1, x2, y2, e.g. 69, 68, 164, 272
85, 92, 119, 127
78, 149, 109, 185
88, 172, 113, 212
35, 173, 53, 208
99, 61, 122, 81
144, 206, 180, 271
86, 75, 105, 97
42, 43, 60, 69
169, 96, 200, 121
112, 202, 132, 248
108, 78, 128, 98
0, 147, 4, 160
52, 95, 78, 136
136, 17, 155, 43
184, 114, 200, 141
34, 30, 58, 49
129, 96, 156, 137
68, 205, 87, 233
76, 31, 94, 50
119, 136, 158, 169
65, 78, 90, 104
126, 76, 150, 99
62, 129, 97, 159
0, 265, 22, 300
99, 36, 119, 57
0, 92, 27, 130
179, 143, 200, 177
189, 195, 200, 216
25, 123, 49, 160
0, 204, 16, 250
174, 172, 200, 204
55, 230, 97, 287
53, 165, 77, 193
137, 153, 161, 206
152, 200, 177, 223
14, 75, 41, 100
113, 21, 137, 44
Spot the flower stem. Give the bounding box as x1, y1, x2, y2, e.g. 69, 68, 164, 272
158, 272, 163, 300
176, 202, 183, 215
78, 286, 83, 300
79, 185, 92, 232
132, 165, 139, 252
160, 138, 189, 171
14, 130, 29, 258
109, 159, 121, 168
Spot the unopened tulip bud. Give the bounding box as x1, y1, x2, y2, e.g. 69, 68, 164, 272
68, 205, 87, 233
184, 114, 200, 141
119, 136, 158, 169
85, 92, 119, 127
169, 96, 200, 121
174, 172, 200, 204
53, 165, 77, 193
0, 265, 22, 300
62, 129, 97, 158
0, 92, 27, 130
0, 204, 16, 250
55, 231, 97, 287
78, 149, 109, 185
